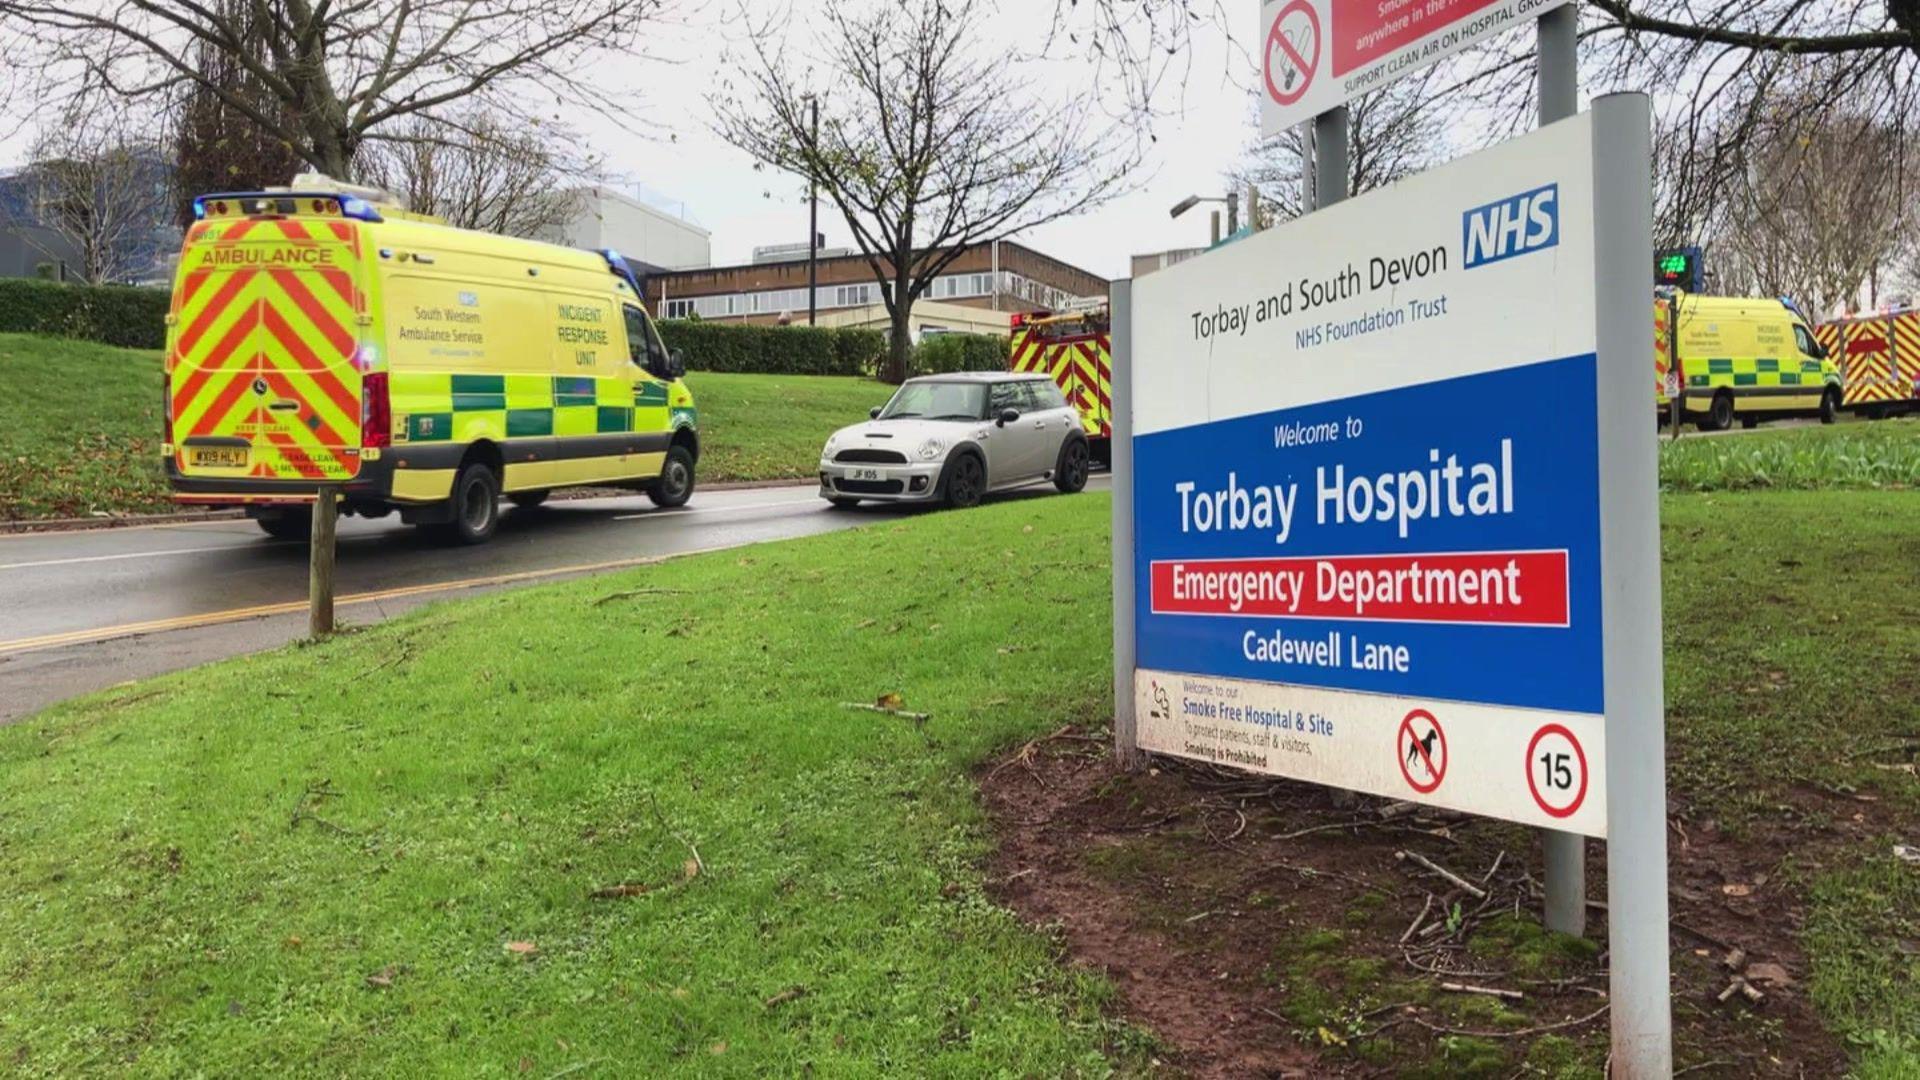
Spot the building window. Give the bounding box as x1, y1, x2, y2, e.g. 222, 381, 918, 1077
664, 299, 694, 319
835, 283, 872, 307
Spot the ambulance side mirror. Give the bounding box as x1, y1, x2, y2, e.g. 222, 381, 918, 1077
666, 349, 687, 380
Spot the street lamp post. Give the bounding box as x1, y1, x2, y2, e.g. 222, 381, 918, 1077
1171, 192, 1242, 243
805, 94, 820, 327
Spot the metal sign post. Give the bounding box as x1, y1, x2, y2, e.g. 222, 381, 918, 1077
1536, 0, 1587, 943
1110, 278, 1141, 770
1591, 91, 1672, 1078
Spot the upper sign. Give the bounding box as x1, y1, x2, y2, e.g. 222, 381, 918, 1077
1129, 114, 1611, 836
1259, 0, 1573, 137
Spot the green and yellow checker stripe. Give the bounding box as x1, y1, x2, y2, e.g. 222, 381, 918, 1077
393, 373, 675, 444
1685, 357, 1826, 390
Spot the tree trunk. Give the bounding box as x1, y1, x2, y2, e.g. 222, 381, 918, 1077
883, 267, 915, 383
886, 306, 914, 384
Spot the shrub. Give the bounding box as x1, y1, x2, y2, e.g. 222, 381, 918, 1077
657, 320, 887, 377
0, 279, 170, 350
912, 332, 1009, 375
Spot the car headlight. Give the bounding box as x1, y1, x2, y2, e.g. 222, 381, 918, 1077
917, 438, 945, 461
823, 432, 842, 455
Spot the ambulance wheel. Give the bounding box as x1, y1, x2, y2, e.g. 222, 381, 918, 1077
1054, 438, 1090, 493
647, 445, 696, 508
1701, 392, 1734, 431
1820, 388, 1841, 425
509, 490, 549, 509
433, 462, 500, 545
256, 507, 311, 542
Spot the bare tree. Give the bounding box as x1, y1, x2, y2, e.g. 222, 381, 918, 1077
1233, 70, 1444, 224
1707, 99, 1914, 316
3, 114, 176, 283
712, 0, 1141, 382
169, 0, 304, 227
0, 0, 674, 180
357, 111, 586, 238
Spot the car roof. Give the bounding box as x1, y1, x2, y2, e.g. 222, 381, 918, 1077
903, 371, 1047, 384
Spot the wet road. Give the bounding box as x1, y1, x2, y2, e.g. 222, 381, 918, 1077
0, 479, 1105, 722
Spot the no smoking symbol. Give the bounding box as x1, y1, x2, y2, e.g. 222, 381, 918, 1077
1264, 0, 1322, 106
1398, 709, 1447, 794
1526, 724, 1589, 819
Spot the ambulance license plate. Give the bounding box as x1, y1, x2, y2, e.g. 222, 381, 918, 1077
189, 447, 248, 469
846, 467, 885, 482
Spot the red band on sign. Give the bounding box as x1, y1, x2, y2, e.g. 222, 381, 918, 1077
1330, 0, 1507, 75
1149, 550, 1570, 626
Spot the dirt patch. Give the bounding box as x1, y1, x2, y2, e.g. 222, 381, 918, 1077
981, 732, 1858, 1078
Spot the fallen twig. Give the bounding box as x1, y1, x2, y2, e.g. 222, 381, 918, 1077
593, 588, 688, 607
290, 781, 356, 835
1396, 850, 1488, 899
841, 702, 932, 723
1399, 894, 1434, 945
589, 882, 651, 900
1440, 981, 1524, 1001
1274, 819, 1372, 841
764, 986, 808, 1009
1481, 850, 1506, 884
1409, 1003, 1609, 1039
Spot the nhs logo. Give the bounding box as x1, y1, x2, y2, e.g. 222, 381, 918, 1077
1463, 184, 1559, 269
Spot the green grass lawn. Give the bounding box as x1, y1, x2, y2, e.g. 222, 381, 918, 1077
0, 333, 892, 520
0, 333, 170, 519
1659, 417, 1919, 491
0, 495, 1145, 1076
4, 488, 1918, 1075
684, 371, 889, 483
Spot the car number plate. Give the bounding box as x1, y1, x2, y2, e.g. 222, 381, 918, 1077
846, 467, 885, 482
189, 447, 248, 469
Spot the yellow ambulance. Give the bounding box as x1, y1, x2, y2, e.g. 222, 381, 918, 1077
1654, 291, 1842, 430
163, 178, 697, 544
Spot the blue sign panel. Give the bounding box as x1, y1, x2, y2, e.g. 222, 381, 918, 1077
1132, 354, 1603, 715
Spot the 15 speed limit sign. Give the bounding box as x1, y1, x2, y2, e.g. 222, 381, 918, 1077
1526, 723, 1589, 819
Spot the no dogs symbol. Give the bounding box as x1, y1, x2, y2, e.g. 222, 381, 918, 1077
1264, 0, 1322, 107
1397, 709, 1447, 794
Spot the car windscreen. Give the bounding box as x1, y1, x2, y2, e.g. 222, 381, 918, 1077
878, 381, 987, 421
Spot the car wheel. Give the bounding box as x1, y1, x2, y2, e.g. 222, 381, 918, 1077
509, 490, 549, 509
255, 507, 311, 541
943, 453, 985, 509
828, 497, 861, 510
1054, 439, 1090, 493
429, 461, 500, 545
1820, 387, 1840, 425
648, 445, 696, 508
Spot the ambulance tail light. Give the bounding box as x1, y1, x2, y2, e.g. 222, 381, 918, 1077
1010, 312, 1026, 328
361, 372, 392, 449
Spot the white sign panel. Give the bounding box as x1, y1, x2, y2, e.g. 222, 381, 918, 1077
1129, 114, 1613, 836
1260, 0, 1574, 138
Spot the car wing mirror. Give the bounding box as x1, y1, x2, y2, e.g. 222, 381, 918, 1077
870, 406, 883, 419
997, 408, 1019, 426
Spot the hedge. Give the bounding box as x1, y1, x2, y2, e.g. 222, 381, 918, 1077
911, 332, 1010, 375
0, 278, 169, 350
658, 320, 888, 377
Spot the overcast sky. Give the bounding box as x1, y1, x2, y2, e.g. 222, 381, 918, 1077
0, 2, 1270, 280
620, 3, 1265, 278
